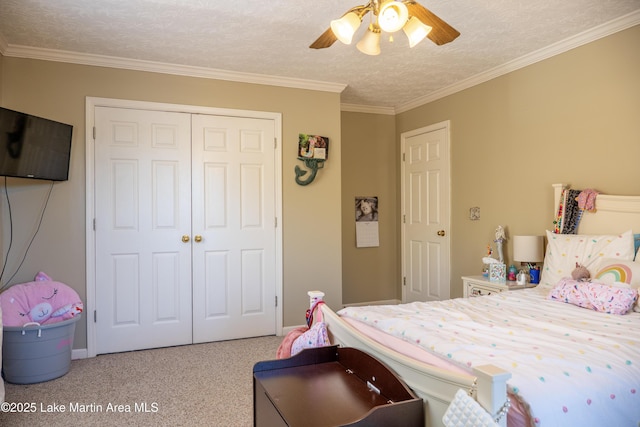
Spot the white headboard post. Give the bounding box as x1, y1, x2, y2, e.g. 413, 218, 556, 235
552, 183, 565, 214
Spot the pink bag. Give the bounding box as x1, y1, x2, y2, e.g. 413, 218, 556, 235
276, 301, 330, 358
291, 301, 330, 356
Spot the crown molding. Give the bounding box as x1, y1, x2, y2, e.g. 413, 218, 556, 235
2, 45, 347, 94
340, 103, 396, 115
394, 10, 640, 114
2, 9, 638, 115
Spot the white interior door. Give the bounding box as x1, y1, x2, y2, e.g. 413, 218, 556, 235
94, 107, 193, 354
93, 105, 278, 354
401, 121, 451, 303
191, 114, 276, 342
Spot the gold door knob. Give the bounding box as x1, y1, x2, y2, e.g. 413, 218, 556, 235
194, 235, 202, 242
182, 235, 190, 243
437, 230, 446, 236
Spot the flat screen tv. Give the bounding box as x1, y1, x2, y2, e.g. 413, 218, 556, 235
0, 107, 73, 181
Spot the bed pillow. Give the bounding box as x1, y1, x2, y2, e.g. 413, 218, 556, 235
548, 278, 638, 315
539, 229, 635, 290
594, 258, 640, 288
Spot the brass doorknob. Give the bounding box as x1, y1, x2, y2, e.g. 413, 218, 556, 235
194, 235, 202, 243
437, 230, 446, 236
182, 235, 190, 243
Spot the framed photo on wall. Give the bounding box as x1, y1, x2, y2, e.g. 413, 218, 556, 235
298, 134, 329, 160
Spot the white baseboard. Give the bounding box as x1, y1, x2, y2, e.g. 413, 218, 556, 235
281, 325, 305, 335
72, 348, 88, 360
281, 299, 400, 335
342, 298, 401, 308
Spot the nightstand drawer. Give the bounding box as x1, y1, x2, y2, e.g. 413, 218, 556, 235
466, 282, 503, 297
462, 275, 535, 297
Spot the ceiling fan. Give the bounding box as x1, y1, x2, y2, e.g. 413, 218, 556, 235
310, 0, 460, 55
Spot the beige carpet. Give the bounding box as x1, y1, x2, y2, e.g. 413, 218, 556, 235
0, 335, 282, 427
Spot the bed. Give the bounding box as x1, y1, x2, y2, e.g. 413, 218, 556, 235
313, 183, 640, 427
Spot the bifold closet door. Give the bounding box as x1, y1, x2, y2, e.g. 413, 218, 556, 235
94, 107, 277, 354
191, 114, 277, 343
94, 107, 193, 354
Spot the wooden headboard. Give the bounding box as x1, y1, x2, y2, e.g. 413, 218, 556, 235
553, 183, 640, 235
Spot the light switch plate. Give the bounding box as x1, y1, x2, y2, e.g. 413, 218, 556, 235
470, 207, 480, 220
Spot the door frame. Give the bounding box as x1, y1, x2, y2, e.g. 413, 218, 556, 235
85, 97, 283, 358
400, 120, 451, 303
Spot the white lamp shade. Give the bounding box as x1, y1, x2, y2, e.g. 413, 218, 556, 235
403, 16, 432, 48
356, 26, 381, 55
331, 12, 362, 45
377, 1, 409, 33
513, 235, 545, 263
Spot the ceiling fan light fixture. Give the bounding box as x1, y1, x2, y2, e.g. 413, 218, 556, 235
377, 1, 409, 33
403, 16, 432, 47
356, 25, 381, 55
330, 12, 362, 44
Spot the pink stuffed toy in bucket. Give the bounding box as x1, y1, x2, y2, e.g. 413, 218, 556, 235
0, 272, 83, 327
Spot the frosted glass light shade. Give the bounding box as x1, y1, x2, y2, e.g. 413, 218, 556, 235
377, 1, 409, 33
403, 16, 432, 47
513, 235, 545, 263
331, 12, 362, 44
356, 26, 381, 55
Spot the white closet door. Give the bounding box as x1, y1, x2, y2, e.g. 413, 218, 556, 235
191, 114, 276, 342
94, 107, 193, 354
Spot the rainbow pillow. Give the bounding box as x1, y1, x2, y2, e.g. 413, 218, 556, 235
594, 259, 640, 288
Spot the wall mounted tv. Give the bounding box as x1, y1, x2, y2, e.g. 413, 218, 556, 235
0, 107, 73, 181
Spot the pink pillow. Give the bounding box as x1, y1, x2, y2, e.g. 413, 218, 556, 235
0, 276, 83, 326
548, 278, 638, 315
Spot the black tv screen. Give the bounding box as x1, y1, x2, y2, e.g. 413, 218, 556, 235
0, 107, 73, 181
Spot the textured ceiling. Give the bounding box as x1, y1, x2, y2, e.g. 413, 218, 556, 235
0, 0, 639, 111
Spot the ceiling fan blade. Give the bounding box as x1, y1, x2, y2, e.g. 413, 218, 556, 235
310, 27, 338, 49
406, 1, 460, 46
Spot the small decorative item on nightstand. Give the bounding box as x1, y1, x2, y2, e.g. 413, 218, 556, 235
489, 263, 506, 282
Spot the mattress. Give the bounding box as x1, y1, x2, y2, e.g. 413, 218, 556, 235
338, 287, 640, 426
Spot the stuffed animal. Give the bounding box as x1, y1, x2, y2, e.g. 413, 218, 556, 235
571, 263, 591, 282
0, 272, 83, 327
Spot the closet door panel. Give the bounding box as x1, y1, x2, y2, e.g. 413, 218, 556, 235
192, 114, 276, 342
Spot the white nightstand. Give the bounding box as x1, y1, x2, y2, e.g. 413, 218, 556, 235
462, 275, 536, 297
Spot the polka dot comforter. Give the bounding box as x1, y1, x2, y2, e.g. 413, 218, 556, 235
338, 287, 640, 426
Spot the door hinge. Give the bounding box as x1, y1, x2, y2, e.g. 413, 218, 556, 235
274, 217, 277, 228
402, 152, 405, 162
403, 277, 406, 286
93, 126, 96, 140
403, 214, 406, 224
94, 310, 97, 322
275, 296, 278, 307
93, 218, 96, 230
274, 137, 277, 149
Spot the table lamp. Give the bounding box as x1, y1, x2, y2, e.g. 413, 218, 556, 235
513, 235, 545, 284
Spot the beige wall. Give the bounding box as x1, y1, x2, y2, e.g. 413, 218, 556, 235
1, 24, 638, 349
339, 25, 639, 304
341, 112, 399, 304
0, 58, 343, 348
395, 25, 640, 298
